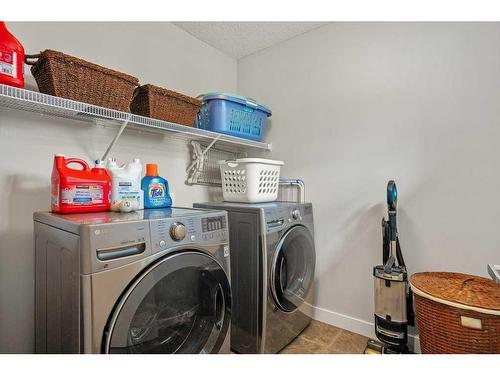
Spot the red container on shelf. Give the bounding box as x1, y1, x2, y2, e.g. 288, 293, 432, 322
51, 155, 111, 214
0, 21, 24, 88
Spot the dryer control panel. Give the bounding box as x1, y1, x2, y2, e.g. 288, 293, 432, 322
265, 205, 304, 232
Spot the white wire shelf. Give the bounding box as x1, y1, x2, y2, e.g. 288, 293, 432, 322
0, 84, 272, 151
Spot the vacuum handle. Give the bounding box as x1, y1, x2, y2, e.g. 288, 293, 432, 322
387, 180, 397, 210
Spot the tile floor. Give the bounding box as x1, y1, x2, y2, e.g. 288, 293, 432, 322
279, 320, 369, 354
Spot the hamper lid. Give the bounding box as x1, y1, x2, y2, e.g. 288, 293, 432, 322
197, 93, 272, 116
410, 272, 500, 312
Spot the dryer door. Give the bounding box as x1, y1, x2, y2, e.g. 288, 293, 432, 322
104, 251, 231, 353
271, 225, 315, 313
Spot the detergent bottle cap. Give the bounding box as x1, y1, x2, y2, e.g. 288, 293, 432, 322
94, 159, 105, 169
146, 163, 159, 176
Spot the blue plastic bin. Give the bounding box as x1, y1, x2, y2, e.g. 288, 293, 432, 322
196, 93, 272, 142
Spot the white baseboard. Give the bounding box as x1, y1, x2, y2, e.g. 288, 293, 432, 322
311, 305, 421, 353
312, 305, 376, 339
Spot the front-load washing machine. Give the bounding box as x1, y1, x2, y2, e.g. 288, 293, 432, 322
33, 208, 231, 354
194, 202, 316, 353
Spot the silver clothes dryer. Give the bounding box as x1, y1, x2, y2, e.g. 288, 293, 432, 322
34, 207, 231, 354
194, 202, 316, 353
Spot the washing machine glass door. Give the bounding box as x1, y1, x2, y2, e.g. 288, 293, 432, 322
271, 225, 315, 313
105, 251, 231, 354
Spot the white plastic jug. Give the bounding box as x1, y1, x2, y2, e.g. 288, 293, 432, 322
107, 158, 144, 211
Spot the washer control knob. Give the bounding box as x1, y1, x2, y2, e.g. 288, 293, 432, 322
170, 222, 187, 241
292, 209, 301, 220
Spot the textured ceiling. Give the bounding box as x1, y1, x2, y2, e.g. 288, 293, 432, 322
173, 22, 329, 59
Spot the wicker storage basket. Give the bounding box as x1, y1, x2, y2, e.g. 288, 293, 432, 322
130, 84, 201, 126
410, 272, 500, 354
25, 50, 139, 112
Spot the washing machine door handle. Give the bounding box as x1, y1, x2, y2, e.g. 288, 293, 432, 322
278, 255, 288, 294
214, 284, 225, 330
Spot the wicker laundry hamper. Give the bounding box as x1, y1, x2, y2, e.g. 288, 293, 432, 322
25, 50, 139, 112
130, 84, 201, 126
410, 272, 500, 354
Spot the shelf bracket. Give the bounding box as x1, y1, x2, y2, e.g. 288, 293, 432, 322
185, 135, 222, 177
99, 114, 132, 163
186, 137, 246, 185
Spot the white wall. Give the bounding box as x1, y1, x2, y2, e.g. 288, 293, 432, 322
239, 23, 500, 338
0, 22, 237, 353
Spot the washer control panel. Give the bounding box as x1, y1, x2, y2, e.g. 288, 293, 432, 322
170, 222, 187, 241
265, 206, 304, 232
150, 213, 228, 254
201, 215, 227, 241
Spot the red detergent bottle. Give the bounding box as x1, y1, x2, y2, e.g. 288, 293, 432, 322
51, 155, 111, 214
0, 21, 24, 88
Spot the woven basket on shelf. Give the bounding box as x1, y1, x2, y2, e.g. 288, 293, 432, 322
25, 50, 139, 112
410, 272, 500, 354
130, 84, 201, 127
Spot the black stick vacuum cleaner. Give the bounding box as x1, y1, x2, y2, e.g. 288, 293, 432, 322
365, 180, 414, 354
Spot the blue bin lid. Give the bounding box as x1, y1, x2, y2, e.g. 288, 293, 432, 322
197, 92, 272, 116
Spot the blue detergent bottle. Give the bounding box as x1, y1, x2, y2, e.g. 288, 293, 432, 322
141, 163, 172, 208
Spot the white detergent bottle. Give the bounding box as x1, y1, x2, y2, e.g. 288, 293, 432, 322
107, 158, 144, 211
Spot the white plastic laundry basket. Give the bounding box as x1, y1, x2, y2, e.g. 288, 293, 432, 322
218, 158, 284, 203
